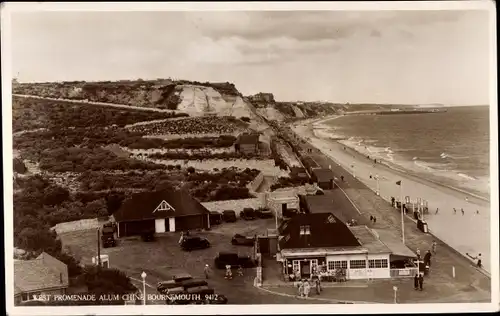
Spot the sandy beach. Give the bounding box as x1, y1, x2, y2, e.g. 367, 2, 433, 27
292, 116, 491, 273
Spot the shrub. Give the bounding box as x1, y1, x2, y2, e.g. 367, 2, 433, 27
13, 158, 27, 173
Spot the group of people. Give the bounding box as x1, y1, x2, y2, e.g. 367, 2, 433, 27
369, 215, 377, 224
296, 277, 322, 297
221, 265, 244, 280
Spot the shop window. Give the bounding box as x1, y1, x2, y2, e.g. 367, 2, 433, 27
349, 259, 366, 269
299, 225, 310, 235
368, 259, 389, 268
327, 260, 347, 270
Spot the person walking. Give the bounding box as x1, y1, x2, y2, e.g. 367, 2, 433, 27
298, 280, 304, 297
303, 279, 311, 298
453, 208, 457, 215
476, 210, 480, 215
414, 273, 419, 290
461, 208, 465, 216
418, 274, 424, 291
435, 208, 439, 215
225, 265, 232, 280
315, 277, 321, 295
204, 264, 210, 279
373, 216, 377, 224
341, 175, 344, 182
424, 250, 432, 268
432, 241, 437, 255
237, 265, 244, 277
475, 253, 482, 268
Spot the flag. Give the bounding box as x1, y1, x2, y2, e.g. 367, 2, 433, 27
396, 180, 401, 185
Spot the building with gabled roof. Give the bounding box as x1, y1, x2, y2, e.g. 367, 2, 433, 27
14, 252, 69, 304
277, 213, 416, 281
112, 188, 211, 237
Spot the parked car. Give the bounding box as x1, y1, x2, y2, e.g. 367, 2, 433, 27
209, 211, 223, 225
157, 273, 194, 293
231, 234, 255, 246
180, 236, 210, 251
141, 232, 155, 242
240, 208, 256, 220
222, 210, 237, 222
172, 273, 193, 283
101, 226, 116, 248
179, 279, 209, 290
214, 252, 256, 269
255, 208, 273, 219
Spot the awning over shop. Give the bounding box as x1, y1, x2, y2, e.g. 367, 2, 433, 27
373, 229, 416, 261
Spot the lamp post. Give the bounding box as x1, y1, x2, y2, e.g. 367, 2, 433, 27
375, 174, 380, 196
393, 286, 398, 304
352, 162, 356, 178
141, 271, 147, 305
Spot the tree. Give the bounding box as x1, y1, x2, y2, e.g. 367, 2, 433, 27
43, 185, 70, 206
13, 158, 27, 174
82, 266, 137, 305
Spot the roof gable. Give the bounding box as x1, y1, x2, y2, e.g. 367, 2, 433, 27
279, 213, 360, 249
113, 189, 210, 222
153, 200, 176, 213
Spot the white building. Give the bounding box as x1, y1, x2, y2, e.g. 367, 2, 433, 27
278, 213, 417, 281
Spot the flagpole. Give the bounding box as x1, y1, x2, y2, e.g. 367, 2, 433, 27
400, 182, 405, 244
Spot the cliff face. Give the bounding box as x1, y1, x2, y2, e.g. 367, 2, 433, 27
12, 79, 345, 120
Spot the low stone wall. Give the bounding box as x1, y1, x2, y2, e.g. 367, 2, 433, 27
201, 197, 265, 215
247, 172, 265, 193
51, 218, 100, 235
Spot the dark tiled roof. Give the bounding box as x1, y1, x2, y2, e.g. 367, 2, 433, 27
311, 168, 334, 182
279, 213, 361, 249
113, 188, 210, 222
236, 133, 260, 145
14, 252, 69, 293
304, 195, 335, 214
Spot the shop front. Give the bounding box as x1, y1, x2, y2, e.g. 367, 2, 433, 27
283, 256, 326, 281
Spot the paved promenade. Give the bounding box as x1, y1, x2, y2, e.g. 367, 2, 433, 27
278, 126, 492, 303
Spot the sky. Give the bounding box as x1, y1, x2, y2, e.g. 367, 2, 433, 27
8, 7, 493, 105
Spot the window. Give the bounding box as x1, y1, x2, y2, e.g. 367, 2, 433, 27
349, 260, 366, 269
327, 260, 347, 270
300, 225, 311, 235
369, 259, 388, 269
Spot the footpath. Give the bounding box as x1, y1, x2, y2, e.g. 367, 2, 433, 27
266, 128, 492, 304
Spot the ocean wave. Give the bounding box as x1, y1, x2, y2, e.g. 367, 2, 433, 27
440, 152, 471, 160
457, 173, 477, 181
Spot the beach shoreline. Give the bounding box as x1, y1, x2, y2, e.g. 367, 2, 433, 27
292, 116, 491, 273
311, 115, 490, 203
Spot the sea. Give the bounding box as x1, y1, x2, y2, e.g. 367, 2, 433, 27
318, 106, 490, 199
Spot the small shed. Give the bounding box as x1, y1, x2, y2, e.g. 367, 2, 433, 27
234, 133, 260, 155
310, 168, 335, 190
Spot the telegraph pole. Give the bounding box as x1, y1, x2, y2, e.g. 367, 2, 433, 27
97, 228, 102, 268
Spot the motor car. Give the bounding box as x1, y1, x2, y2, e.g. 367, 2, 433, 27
222, 210, 237, 222
209, 211, 223, 225
231, 234, 255, 246
180, 236, 210, 251
240, 208, 256, 220
172, 273, 193, 283
180, 279, 209, 290
255, 208, 273, 219
214, 252, 256, 269
186, 285, 215, 295
101, 226, 116, 248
